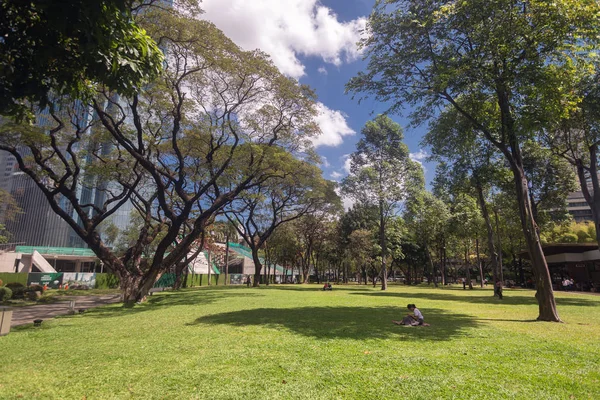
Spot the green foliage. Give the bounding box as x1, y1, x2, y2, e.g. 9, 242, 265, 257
25, 289, 41, 301
0, 286, 12, 301
94, 274, 120, 290
342, 115, 422, 210
28, 284, 44, 293
0, 0, 166, 120
541, 221, 597, 244
6, 282, 24, 299
0, 7, 321, 302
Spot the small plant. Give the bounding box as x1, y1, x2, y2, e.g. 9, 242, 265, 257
6, 282, 25, 299
29, 284, 44, 293
0, 286, 12, 302
26, 290, 41, 301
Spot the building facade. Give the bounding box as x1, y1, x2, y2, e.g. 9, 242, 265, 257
0, 104, 133, 248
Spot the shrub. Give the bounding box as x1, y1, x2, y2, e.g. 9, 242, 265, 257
5, 282, 24, 289
95, 274, 120, 289
0, 287, 12, 302
37, 294, 56, 304
558, 232, 579, 243
26, 290, 41, 301
29, 284, 44, 292
6, 282, 25, 299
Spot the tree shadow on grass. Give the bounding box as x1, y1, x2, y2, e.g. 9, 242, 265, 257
188, 306, 480, 341
349, 291, 600, 308
10, 289, 265, 332
79, 289, 264, 320
261, 285, 373, 292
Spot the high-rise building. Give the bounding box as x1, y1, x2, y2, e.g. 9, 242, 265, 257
0, 104, 133, 248
566, 191, 593, 222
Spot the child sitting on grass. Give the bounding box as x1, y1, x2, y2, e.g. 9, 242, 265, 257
392, 304, 429, 326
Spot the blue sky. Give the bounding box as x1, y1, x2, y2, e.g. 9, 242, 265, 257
201, 0, 434, 186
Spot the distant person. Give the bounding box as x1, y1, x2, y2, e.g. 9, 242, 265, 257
246, 276, 252, 287
393, 304, 427, 326
462, 278, 466, 290
495, 280, 503, 299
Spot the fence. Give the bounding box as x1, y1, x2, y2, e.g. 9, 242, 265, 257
1, 271, 257, 290
0, 273, 28, 286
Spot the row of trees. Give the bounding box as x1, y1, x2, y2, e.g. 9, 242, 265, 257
344, 0, 600, 321
256, 115, 576, 294
0, 2, 337, 303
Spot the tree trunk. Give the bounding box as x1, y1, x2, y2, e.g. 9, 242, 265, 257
575, 150, 600, 246
224, 237, 230, 286
207, 250, 212, 286
509, 156, 560, 321
476, 238, 484, 288
173, 261, 187, 290
266, 263, 271, 286
251, 249, 262, 287
379, 201, 388, 290
476, 181, 499, 292
119, 268, 162, 306
425, 244, 437, 287
464, 246, 473, 290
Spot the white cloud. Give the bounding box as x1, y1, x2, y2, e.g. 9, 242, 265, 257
312, 103, 355, 148
320, 156, 330, 168
318, 66, 328, 75
342, 154, 352, 173
334, 187, 355, 210
330, 171, 343, 180
409, 149, 428, 164
200, 0, 366, 79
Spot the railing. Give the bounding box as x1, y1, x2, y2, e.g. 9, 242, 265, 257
14, 246, 96, 257
226, 242, 287, 274
0, 242, 25, 252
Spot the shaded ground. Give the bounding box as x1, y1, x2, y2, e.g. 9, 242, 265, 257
190, 306, 478, 340
10, 295, 121, 326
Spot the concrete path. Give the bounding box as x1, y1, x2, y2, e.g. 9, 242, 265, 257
10, 295, 121, 327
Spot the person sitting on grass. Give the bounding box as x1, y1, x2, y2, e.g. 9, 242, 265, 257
393, 304, 429, 326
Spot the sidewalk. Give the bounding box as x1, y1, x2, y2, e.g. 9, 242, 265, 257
10, 295, 121, 327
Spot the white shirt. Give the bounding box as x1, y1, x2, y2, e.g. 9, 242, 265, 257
413, 308, 423, 320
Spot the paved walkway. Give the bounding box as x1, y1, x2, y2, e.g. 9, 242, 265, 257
10, 295, 121, 327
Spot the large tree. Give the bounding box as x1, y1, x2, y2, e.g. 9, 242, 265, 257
225, 154, 337, 287
347, 0, 600, 320
404, 190, 450, 287
0, 12, 318, 303
425, 108, 504, 289
341, 115, 422, 290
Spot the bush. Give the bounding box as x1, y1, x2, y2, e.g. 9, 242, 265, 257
6, 282, 25, 299
558, 232, 579, 243
0, 287, 12, 302
95, 274, 120, 289
29, 284, 44, 292
26, 290, 41, 301
5, 282, 24, 289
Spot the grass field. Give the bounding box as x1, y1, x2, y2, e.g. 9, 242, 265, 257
1, 284, 599, 399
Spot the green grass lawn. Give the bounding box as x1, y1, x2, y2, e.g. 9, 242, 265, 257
1, 284, 599, 399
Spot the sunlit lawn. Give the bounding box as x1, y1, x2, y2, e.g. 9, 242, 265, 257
1, 284, 599, 399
